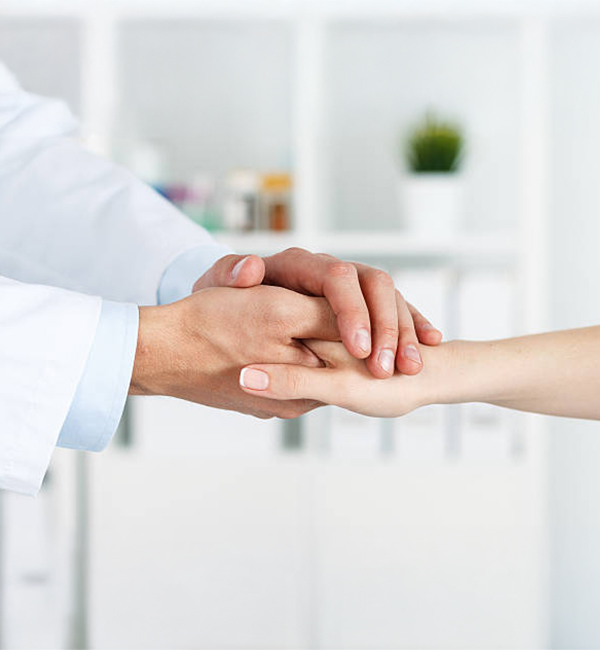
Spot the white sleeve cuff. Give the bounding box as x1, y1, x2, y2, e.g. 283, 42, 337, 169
57, 300, 139, 452
157, 244, 233, 305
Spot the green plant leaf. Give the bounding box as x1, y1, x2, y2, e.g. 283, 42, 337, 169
404, 113, 464, 173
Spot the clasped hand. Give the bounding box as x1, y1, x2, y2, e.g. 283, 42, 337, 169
130, 248, 442, 419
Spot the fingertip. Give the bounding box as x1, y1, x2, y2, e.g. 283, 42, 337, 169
395, 358, 423, 375
417, 323, 443, 344
366, 347, 396, 378
230, 255, 265, 288
396, 344, 423, 375
239, 366, 270, 391
424, 330, 443, 345
366, 355, 394, 379
349, 327, 371, 359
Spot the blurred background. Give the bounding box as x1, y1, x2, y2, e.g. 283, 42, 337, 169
0, 0, 599, 648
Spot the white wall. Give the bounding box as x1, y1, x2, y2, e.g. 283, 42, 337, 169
0, 19, 81, 113
323, 21, 520, 232
115, 20, 293, 180
549, 19, 600, 649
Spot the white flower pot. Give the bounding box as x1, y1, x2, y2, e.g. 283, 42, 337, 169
400, 173, 465, 235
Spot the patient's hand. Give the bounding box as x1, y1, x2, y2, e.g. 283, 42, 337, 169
244, 325, 600, 422
238, 339, 433, 418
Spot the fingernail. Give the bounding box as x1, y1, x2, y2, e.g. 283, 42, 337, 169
240, 368, 269, 390
403, 344, 422, 365
378, 348, 395, 374
354, 328, 371, 354
231, 256, 249, 280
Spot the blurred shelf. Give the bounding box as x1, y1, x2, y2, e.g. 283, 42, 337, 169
214, 230, 516, 260
1, 0, 596, 20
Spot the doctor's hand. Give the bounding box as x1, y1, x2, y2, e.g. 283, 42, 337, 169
129, 285, 338, 419
192, 248, 442, 379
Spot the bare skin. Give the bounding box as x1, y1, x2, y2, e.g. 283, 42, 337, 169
129, 285, 338, 420
193, 249, 442, 378
129, 248, 444, 420
238, 327, 600, 421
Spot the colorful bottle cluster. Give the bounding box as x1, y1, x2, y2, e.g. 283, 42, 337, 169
123, 141, 292, 233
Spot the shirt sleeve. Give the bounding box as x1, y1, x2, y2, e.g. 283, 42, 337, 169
157, 244, 233, 305
57, 300, 139, 452
56, 243, 233, 454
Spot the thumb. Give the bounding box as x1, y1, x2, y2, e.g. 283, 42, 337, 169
193, 254, 265, 292
239, 364, 338, 404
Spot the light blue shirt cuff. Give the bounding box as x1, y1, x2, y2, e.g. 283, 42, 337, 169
57, 300, 139, 452
157, 244, 233, 305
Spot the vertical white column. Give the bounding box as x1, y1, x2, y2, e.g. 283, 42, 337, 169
292, 19, 326, 240
519, 19, 549, 335
80, 7, 118, 156
73, 8, 119, 648
292, 21, 327, 646
518, 17, 551, 648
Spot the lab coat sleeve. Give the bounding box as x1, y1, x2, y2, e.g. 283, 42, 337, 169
0, 276, 102, 496
0, 62, 229, 305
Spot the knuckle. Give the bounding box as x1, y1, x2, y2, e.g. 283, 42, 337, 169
377, 324, 399, 340
267, 300, 285, 320
398, 324, 417, 338
369, 268, 394, 288
263, 295, 291, 325
282, 246, 307, 258
317, 252, 336, 262
328, 261, 357, 279
338, 306, 368, 323
284, 366, 305, 394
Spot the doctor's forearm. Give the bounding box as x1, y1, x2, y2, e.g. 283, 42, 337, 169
420, 327, 600, 419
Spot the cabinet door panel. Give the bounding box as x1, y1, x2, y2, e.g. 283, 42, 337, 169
88, 401, 308, 649
314, 464, 544, 649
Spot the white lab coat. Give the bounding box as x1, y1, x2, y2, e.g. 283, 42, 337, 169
0, 63, 218, 494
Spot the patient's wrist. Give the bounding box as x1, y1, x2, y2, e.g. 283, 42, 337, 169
417, 340, 468, 407
419, 339, 503, 408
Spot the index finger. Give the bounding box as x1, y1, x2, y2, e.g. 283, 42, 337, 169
263, 249, 371, 358
322, 261, 372, 358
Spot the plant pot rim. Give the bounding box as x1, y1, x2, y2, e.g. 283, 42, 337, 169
402, 172, 464, 185
404, 171, 463, 177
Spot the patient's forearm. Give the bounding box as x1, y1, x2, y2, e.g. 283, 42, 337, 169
424, 327, 600, 420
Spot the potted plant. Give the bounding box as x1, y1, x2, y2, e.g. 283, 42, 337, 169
400, 113, 465, 234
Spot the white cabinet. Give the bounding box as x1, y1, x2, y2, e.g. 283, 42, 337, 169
312, 463, 544, 649
88, 453, 310, 649
88, 400, 546, 649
